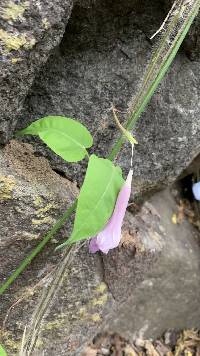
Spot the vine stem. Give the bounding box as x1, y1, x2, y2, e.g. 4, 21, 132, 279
108, 0, 200, 161
0, 203, 76, 295
0, 0, 199, 296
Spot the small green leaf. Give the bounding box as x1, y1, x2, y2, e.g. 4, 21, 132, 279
60, 154, 124, 246
16, 116, 93, 162
0, 345, 7, 356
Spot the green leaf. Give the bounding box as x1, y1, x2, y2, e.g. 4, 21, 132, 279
62, 154, 124, 246
0, 345, 7, 356
16, 116, 93, 162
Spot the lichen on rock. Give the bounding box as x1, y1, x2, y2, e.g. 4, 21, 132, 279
0, 0, 73, 143
0, 1, 29, 21
0, 0, 200, 355
0, 175, 15, 200
0, 28, 35, 52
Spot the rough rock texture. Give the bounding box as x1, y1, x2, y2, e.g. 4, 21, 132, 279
0, 184, 199, 355
0, 1, 200, 355
104, 190, 200, 340
17, 0, 200, 200
0, 0, 73, 143
0, 140, 78, 282
164, 0, 200, 61
1, 0, 199, 146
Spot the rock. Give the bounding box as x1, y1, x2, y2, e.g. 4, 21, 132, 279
0, 1, 200, 355
104, 190, 200, 340
0, 0, 73, 143
0, 184, 199, 355
164, 0, 200, 61
0, 139, 78, 285
17, 0, 200, 200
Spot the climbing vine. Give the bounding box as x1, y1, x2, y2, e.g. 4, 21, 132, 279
0, 0, 199, 295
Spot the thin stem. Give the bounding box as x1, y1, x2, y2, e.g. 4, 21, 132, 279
0, 202, 77, 296
85, 149, 90, 159
128, 1, 181, 126
108, 0, 200, 161
0, 0, 199, 295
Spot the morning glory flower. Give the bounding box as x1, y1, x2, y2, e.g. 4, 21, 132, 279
89, 169, 133, 254
192, 181, 200, 201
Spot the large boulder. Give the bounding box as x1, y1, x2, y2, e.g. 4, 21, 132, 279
0, 139, 78, 300
0, 1, 200, 355
16, 0, 200, 200
0, 166, 200, 355
0, 0, 73, 143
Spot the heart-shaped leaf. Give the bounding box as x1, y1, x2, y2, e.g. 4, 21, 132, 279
0, 345, 7, 356
64, 154, 124, 245
16, 116, 93, 162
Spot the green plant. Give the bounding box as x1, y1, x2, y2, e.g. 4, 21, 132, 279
0, 0, 199, 295
0, 345, 7, 356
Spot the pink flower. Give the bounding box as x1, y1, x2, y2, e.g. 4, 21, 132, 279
89, 169, 133, 254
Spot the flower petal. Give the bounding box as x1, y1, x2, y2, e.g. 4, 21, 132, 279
95, 223, 121, 254
89, 237, 100, 253
89, 169, 133, 254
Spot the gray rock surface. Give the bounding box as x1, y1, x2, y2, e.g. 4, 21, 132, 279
17, 0, 200, 200
0, 140, 78, 284
164, 0, 200, 61
0, 1, 200, 355
105, 190, 200, 341
0, 177, 199, 355
0, 0, 73, 143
